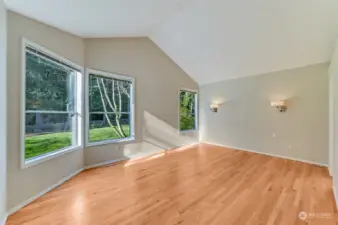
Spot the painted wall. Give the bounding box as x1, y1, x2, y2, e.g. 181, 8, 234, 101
6, 12, 199, 211
7, 11, 85, 210
0, 1, 7, 223
329, 40, 338, 206
84, 38, 199, 166
200, 63, 329, 165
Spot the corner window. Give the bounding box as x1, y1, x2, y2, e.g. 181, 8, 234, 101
179, 90, 198, 131
86, 69, 135, 146
23, 41, 82, 167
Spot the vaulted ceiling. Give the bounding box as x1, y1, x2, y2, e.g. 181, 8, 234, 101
5, 0, 195, 37
5, 0, 338, 85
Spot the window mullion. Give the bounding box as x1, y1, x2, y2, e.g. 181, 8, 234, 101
87, 70, 134, 145
23, 40, 82, 166
25, 110, 74, 114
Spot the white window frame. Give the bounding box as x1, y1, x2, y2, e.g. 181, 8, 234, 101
85, 68, 135, 147
179, 88, 198, 132
21, 39, 84, 169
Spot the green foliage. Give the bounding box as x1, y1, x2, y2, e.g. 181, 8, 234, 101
25, 126, 130, 159
88, 74, 131, 138
88, 74, 130, 113
26, 51, 74, 111
25, 132, 71, 159
89, 126, 130, 143
180, 114, 195, 131
180, 91, 196, 131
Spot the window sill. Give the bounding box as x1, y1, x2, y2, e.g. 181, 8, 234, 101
180, 129, 198, 133
22, 145, 82, 169
86, 137, 136, 148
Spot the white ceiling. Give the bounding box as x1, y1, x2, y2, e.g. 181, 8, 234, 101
5, 0, 194, 37
6, 0, 338, 85
151, 0, 338, 85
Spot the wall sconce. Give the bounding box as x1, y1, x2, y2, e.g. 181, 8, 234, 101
271, 100, 287, 112
210, 104, 219, 113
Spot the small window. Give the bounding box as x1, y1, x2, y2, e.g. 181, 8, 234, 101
23, 41, 82, 166
179, 90, 198, 131
86, 70, 134, 146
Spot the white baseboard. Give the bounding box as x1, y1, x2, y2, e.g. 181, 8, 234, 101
8, 158, 129, 216
8, 168, 83, 216
203, 142, 328, 167
84, 158, 126, 170
0, 213, 7, 225
7, 157, 138, 216
334, 186, 338, 210
6, 141, 328, 218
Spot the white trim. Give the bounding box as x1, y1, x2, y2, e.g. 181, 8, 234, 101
86, 68, 135, 82
8, 158, 128, 216
89, 112, 130, 114
203, 142, 328, 167
86, 137, 135, 148
329, 72, 334, 176
23, 146, 82, 169
25, 110, 75, 114
23, 38, 83, 71
8, 168, 83, 215
180, 88, 198, 93
85, 68, 136, 147
334, 185, 338, 210
6, 142, 331, 217
21, 38, 84, 169
178, 88, 199, 132
0, 214, 7, 225
84, 158, 127, 170
180, 129, 197, 133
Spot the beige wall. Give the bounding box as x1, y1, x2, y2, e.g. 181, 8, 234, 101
0, 1, 7, 223
7, 11, 85, 210
84, 38, 198, 166
200, 63, 329, 165
329, 40, 338, 206
7, 12, 198, 211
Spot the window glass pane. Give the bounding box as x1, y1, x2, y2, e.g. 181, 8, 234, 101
24, 45, 80, 162
89, 113, 131, 143
88, 73, 132, 144
26, 51, 76, 111
180, 113, 196, 131
25, 113, 75, 159
180, 91, 197, 131
89, 74, 131, 113
180, 91, 196, 114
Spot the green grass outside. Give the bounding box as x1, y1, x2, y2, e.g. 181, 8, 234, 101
25, 126, 130, 159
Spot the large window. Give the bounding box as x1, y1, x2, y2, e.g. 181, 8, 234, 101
179, 90, 198, 131
86, 69, 134, 146
22, 40, 82, 167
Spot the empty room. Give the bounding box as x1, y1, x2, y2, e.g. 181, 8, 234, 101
1, 0, 338, 224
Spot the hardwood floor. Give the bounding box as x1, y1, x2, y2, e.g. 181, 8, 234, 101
6, 143, 337, 225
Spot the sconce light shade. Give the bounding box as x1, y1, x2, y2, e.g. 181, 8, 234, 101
271, 100, 287, 112
271, 100, 285, 107
210, 103, 219, 113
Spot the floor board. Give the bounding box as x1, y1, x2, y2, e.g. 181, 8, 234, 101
6, 143, 337, 225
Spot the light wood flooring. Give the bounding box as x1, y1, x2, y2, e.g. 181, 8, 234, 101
6, 143, 337, 225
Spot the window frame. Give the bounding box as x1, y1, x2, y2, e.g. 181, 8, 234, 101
21, 39, 84, 169
179, 88, 198, 132
85, 68, 135, 147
